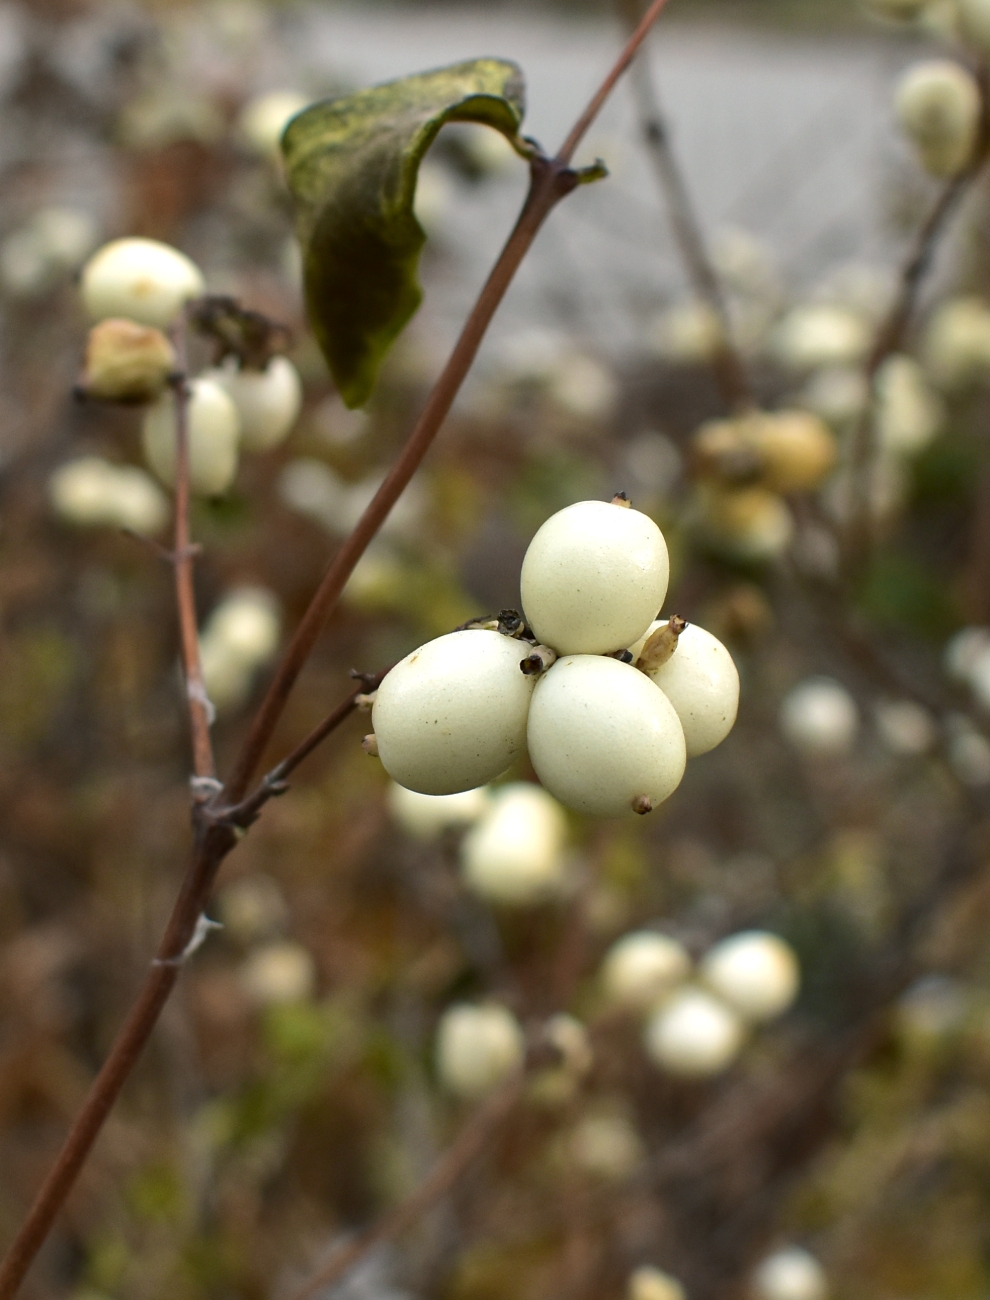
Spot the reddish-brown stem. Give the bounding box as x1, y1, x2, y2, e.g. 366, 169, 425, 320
282, 1071, 525, 1300
0, 9, 677, 1293
171, 318, 215, 780
617, 0, 752, 412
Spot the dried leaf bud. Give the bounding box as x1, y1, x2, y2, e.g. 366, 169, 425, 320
81, 318, 176, 403
635, 615, 687, 674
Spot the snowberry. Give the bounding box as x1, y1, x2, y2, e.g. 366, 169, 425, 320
387, 782, 491, 840
700, 931, 799, 1023
752, 1249, 828, 1300
371, 629, 536, 795
644, 986, 745, 1077
649, 300, 724, 363
520, 499, 669, 655
567, 1113, 643, 1181
779, 677, 858, 756
435, 1003, 525, 1098
543, 1013, 593, 1078
142, 377, 241, 495
628, 1266, 686, 1300
772, 304, 870, 370
631, 620, 739, 758
924, 297, 990, 389
237, 90, 309, 158
81, 237, 205, 329
894, 60, 981, 178
527, 655, 686, 818
240, 940, 316, 1006
460, 782, 569, 905
944, 625, 990, 683
48, 457, 169, 536
82, 318, 176, 403
696, 484, 794, 562
600, 930, 691, 1009
207, 587, 281, 664
747, 410, 837, 492
874, 699, 936, 755
204, 355, 303, 452
216, 873, 290, 944
874, 354, 943, 455
0, 206, 98, 298
958, 0, 990, 51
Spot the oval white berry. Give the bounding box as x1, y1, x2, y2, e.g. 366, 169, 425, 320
48, 457, 169, 536
567, 1113, 643, 1181
142, 377, 241, 495
894, 60, 981, 178
206, 587, 281, 664
520, 499, 669, 655
371, 629, 536, 795
700, 931, 799, 1023
460, 782, 568, 905
81, 237, 205, 329
628, 1266, 686, 1300
387, 782, 491, 841
752, 1249, 828, 1300
600, 931, 691, 1009
204, 355, 303, 452
527, 655, 686, 818
435, 1003, 525, 1098
631, 621, 739, 758
779, 677, 858, 756
644, 987, 745, 1077
237, 90, 309, 158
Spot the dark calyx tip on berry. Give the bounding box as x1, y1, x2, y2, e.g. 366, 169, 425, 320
520, 644, 557, 676
606, 649, 634, 664
611, 492, 632, 508
631, 794, 654, 815
497, 609, 525, 637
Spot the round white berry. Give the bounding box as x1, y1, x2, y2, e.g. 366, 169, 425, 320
644, 987, 745, 1077
460, 782, 568, 905
700, 931, 799, 1023
81, 237, 205, 329
435, 1003, 525, 1098
237, 90, 309, 158
600, 931, 691, 1009
752, 1249, 828, 1300
520, 499, 669, 655
779, 677, 858, 756
387, 782, 492, 841
204, 355, 303, 452
48, 457, 169, 536
142, 377, 241, 495
944, 625, 990, 683
206, 587, 282, 664
894, 60, 981, 178
527, 655, 686, 818
772, 304, 870, 370
632, 621, 739, 758
627, 1266, 686, 1300
874, 355, 943, 455
371, 629, 536, 795
239, 941, 316, 1007
567, 1113, 643, 1181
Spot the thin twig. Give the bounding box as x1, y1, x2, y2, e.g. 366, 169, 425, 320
282, 1072, 525, 1300
0, 10, 676, 1295
617, 0, 752, 411
170, 315, 215, 781
843, 162, 986, 574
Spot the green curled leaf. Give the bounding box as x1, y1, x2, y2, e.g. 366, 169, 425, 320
282, 59, 527, 408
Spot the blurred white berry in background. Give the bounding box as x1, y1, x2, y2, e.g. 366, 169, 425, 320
566, 1112, 644, 1181
600, 930, 692, 1010
371, 629, 536, 795
752, 1248, 828, 1300
460, 782, 569, 906
957, 0, 990, 50
644, 986, 745, 1077
142, 377, 241, 495
81, 318, 176, 404
798, 366, 868, 427
944, 625, 990, 684
216, 873, 290, 944
0, 206, 99, 299
779, 677, 859, 756
648, 299, 724, 364
874, 354, 944, 455
204, 355, 303, 452
81, 237, 205, 329
627, 1265, 687, 1300
48, 457, 169, 536
435, 1003, 525, 1098
700, 931, 800, 1023
772, 303, 870, 370
199, 587, 281, 713
387, 782, 491, 841
923, 297, 990, 390
694, 485, 794, 563
946, 714, 990, 785
894, 59, 981, 178
413, 160, 455, 237
874, 699, 936, 755
237, 89, 309, 159
239, 940, 316, 1007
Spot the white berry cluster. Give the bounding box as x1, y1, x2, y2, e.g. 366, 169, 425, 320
368, 497, 740, 819
600, 928, 800, 1078
388, 779, 570, 906
54, 236, 303, 513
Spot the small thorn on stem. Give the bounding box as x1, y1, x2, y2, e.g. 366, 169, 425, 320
611, 491, 631, 508
631, 794, 654, 815
362, 733, 379, 757
635, 614, 687, 674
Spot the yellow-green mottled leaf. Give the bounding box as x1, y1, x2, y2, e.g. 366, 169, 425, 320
282, 59, 526, 408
